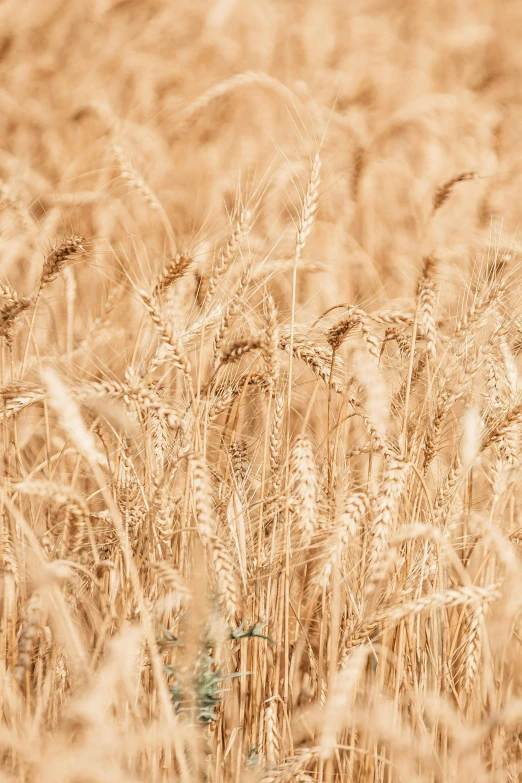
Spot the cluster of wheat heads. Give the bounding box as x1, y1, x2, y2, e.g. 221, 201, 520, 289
1, 141, 522, 783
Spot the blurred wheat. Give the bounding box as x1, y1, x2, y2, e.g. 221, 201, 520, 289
1, 1, 522, 782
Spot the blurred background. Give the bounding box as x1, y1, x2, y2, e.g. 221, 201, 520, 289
1, 0, 521, 315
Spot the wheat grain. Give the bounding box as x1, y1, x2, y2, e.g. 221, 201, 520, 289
138, 288, 192, 380
14, 591, 45, 683
462, 602, 487, 697
289, 434, 318, 548
417, 255, 438, 359
263, 293, 280, 393
366, 458, 411, 584
206, 207, 252, 301
42, 367, 105, 466
316, 493, 368, 588
433, 171, 476, 213
153, 252, 192, 298
217, 335, 265, 367
295, 153, 321, 263
264, 699, 281, 768
39, 237, 85, 292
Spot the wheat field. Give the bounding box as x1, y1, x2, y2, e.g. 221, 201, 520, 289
2, 1, 522, 781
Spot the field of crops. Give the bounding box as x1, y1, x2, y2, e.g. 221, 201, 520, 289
2, 1, 522, 781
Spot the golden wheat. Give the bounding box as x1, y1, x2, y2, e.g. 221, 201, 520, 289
2, 2, 522, 781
